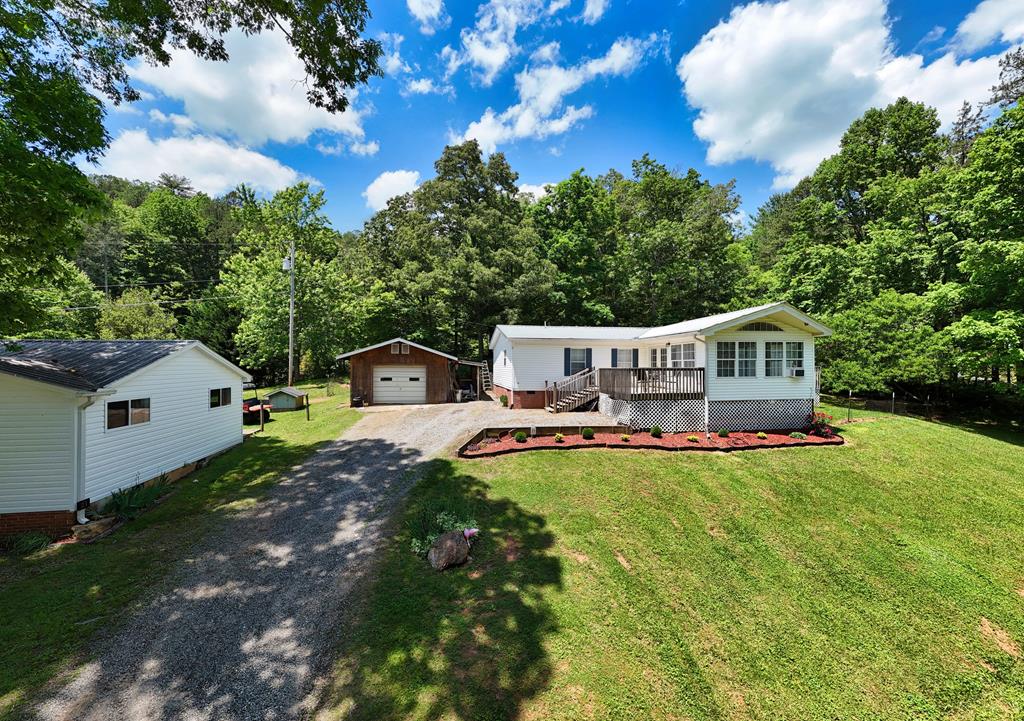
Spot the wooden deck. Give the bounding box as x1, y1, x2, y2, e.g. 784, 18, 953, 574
598, 367, 705, 401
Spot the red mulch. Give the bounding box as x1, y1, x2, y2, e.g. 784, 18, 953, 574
460, 429, 843, 457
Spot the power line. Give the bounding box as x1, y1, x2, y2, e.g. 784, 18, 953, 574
58, 292, 260, 312
93, 278, 223, 290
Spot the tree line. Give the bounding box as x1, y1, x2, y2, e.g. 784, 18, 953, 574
4, 66, 1024, 404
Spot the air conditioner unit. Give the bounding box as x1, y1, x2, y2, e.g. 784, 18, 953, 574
787, 367, 805, 377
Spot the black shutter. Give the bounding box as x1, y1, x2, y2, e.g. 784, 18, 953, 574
632, 348, 639, 368
611, 348, 618, 368
564, 348, 571, 376
585, 348, 593, 369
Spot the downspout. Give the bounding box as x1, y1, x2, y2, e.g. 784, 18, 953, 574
74, 393, 101, 524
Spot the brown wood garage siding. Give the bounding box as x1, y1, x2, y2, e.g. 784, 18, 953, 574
349, 345, 452, 405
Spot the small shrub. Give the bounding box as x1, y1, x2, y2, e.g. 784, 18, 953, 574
650, 425, 662, 438
717, 428, 730, 438
499, 394, 509, 407
687, 434, 700, 443
789, 431, 807, 440
105, 478, 167, 520
3, 531, 50, 556
620, 434, 631, 442
581, 427, 595, 440
808, 411, 834, 436
408, 501, 478, 557
756, 431, 768, 440
513, 431, 528, 443
554, 433, 564, 443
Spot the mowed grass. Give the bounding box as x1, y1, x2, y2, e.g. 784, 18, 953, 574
0, 380, 359, 720
318, 410, 1024, 720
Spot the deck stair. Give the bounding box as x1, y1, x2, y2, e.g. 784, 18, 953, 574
545, 367, 599, 413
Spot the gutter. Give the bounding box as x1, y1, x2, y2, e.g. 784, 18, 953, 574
73, 389, 114, 523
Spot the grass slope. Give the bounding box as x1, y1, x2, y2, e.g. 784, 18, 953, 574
0, 381, 358, 719
319, 410, 1024, 720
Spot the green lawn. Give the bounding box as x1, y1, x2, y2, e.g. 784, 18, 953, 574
0, 380, 359, 720
317, 409, 1024, 720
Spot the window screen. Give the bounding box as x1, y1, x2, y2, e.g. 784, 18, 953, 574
738, 342, 757, 377
716, 342, 736, 377
765, 341, 783, 377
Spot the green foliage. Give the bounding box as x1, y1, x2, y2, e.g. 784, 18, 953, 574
408, 503, 477, 557
554, 433, 564, 443
687, 435, 700, 443
514, 431, 528, 443
499, 395, 509, 407
620, 434, 630, 442
650, 425, 662, 438
789, 431, 808, 440
717, 428, 730, 438
97, 288, 178, 339
756, 431, 768, 440
581, 427, 595, 440
2, 532, 51, 556
104, 479, 168, 520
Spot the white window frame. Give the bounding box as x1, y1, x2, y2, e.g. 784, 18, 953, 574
738, 341, 757, 377
680, 343, 695, 369
209, 387, 232, 409
568, 348, 587, 375
390, 342, 400, 354
615, 348, 634, 368
670, 344, 681, 368
785, 341, 804, 370
716, 342, 736, 377
106, 397, 151, 431
765, 341, 784, 377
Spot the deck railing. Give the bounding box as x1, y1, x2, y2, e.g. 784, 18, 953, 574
545, 366, 598, 411
599, 367, 705, 401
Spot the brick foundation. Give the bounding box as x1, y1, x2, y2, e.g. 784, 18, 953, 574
493, 385, 548, 409
0, 510, 76, 540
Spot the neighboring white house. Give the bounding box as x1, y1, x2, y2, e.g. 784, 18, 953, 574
490, 302, 832, 432
0, 340, 251, 538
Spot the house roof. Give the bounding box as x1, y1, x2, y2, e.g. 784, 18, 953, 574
269, 386, 306, 398
0, 339, 250, 392
337, 337, 457, 361
490, 303, 832, 347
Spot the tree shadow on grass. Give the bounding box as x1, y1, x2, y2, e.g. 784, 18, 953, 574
314, 458, 562, 721
927, 416, 1024, 448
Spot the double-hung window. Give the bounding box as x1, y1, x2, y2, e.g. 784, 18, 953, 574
785, 341, 804, 370
107, 398, 150, 430
681, 343, 696, 368
738, 342, 757, 377
765, 341, 784, 377
209, 387, 232, 408
569, 348, 588, 375
615, 349, 634, 368
716, 342, 736, 377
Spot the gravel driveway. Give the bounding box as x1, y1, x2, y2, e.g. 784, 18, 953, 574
31, 401, 600, 721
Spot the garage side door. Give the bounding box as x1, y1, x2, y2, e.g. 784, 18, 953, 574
372, 365, 427, 404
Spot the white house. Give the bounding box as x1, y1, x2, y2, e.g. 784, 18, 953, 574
0, 340, 251, 538
490, 302, 832, 432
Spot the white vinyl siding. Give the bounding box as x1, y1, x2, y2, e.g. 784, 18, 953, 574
491, 333, 516, 391
0, 376, 75, 513
706, 327, 816, 401
82, 346, 244, 503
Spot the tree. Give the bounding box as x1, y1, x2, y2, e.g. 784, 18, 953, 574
989, 48, 1024, 109
947, 101, 986, 166
157, 174, 195, 197
97, 288, 178, 339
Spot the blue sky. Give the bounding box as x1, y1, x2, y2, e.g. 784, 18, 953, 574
93, 0, 1024, 231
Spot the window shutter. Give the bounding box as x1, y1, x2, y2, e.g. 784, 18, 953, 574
632, 348, 639, 368
564, 348, 571, 376
611, 348, 618, 367
585, 348, 592, 368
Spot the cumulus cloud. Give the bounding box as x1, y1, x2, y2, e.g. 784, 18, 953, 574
316, 139, 380, 156
90, 130, 307, 195
132, 29, 366, 146
677, 0, 1002, 189
380, 33, 412, 75
148, 109, 195, 134
408, 0, 449, 35
458, 33, 667, 153
582, 0, 610, 24
519, 183, 552, 198
403, 77, 454, 97
443, 0, 573, 86
954, 0, 1024, 52
363, 170, 420, 210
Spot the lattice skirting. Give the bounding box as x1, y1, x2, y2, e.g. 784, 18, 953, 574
708, 399, 813, 432
598, 394, 705, 432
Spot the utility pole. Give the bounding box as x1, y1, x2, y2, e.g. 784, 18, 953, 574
286, 238, 296, 387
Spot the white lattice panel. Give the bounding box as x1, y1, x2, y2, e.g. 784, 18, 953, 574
598, 395, 704, 432
708, 399, 812, 432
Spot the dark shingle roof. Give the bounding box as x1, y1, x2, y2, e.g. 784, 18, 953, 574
0, 340, 192, 392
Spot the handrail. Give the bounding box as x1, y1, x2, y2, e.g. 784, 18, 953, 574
545, 366, 597, 411
598, 367, 705, 401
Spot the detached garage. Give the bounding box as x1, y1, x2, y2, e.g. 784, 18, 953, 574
338, 338, 458, 406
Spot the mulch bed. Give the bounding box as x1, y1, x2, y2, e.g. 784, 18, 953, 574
460, 429, 843, 457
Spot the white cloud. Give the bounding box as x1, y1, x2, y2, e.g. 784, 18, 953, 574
363, 170, 420, 210
380, 33, 412, 75
316, 139, 380, 156
519, 182, 552, 198
444, 0, 573, 86
677, 0, 1003, 189
531, 41, 561, 63
582, 0, 609, 24
132, 29, 366, 146
403, 77, 454, 96
954, 0, 1024, 52
407, 0, 448, 35
90, 130, 307, 195
458, 33, 666, 153
148, 109, 195, 134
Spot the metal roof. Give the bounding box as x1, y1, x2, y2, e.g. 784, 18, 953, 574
0, 339, 249, 392
268, 386, 306, 397
337, 337, 458, 361
491, 303, 832, 347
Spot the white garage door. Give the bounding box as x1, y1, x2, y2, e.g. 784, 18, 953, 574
372, 365, 427, 405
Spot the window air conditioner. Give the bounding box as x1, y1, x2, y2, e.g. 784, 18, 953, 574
787, 367, 805, 377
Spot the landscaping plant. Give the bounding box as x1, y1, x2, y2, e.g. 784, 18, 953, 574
499, 395, 509, 407
514, 431, 528, 443
757, 431, 768, 440
581, 427, 595, 440
105, 477, 168, 520
650, 425, 662, 438
717, 428, 730, 438
2, 532, 51, 556
554, 433, 564, 443
687, 435, 700, 443
808, 411, 834, 437
620, 434, 630, 442
408, 501, 478, 557
789, 431, 807, 439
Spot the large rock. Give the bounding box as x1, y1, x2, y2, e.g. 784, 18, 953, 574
427, 530, 471, 571
72, 516, 119, 541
